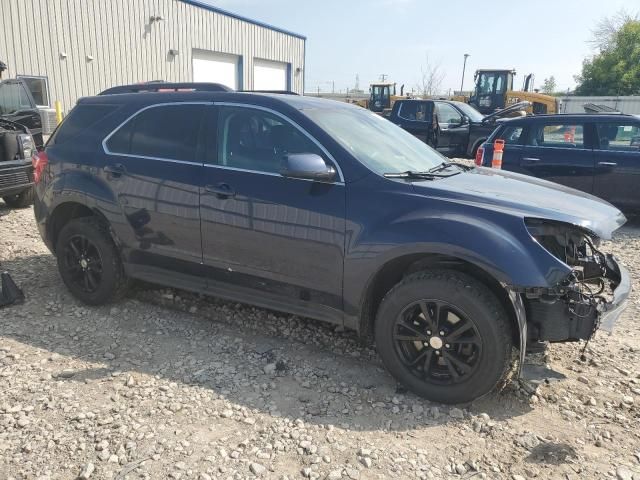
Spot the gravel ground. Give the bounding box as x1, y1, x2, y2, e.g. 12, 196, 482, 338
0, 201, 639, 480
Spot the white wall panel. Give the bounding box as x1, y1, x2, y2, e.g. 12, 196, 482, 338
254, 59, 288, 91
0, 0, 305, 112
193, 50, 239, 90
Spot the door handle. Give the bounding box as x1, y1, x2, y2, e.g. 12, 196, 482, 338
598, 162, 617, 167
522, 157, 540, 162
205, 183, 235, 199
104, 163, 126, 177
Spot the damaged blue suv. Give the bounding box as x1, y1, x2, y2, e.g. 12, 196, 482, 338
33, 83, 630, 403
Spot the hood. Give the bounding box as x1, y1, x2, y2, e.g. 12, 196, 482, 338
411, 167, 626, 239
482, 101, 531, 123
0, 118, 29, 136
0, 117, 27, 131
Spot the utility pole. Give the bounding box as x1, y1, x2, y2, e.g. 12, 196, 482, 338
460, 53, 470, 94
380, 73, 388, 82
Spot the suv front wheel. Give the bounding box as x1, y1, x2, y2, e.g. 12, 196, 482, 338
375, 270, 512, 404
55, 217, 129, 305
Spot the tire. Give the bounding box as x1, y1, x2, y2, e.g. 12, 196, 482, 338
469, 139, 486, 161
3, 187, 34, 208
55, 217, 129, 305
375, 270, 512, 404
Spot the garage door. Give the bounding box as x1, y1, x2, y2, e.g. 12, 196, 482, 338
253, 59, 289, 91
192, 50, 240, 90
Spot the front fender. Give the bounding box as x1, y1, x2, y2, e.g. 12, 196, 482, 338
388, 210, 570, 285
343, 194, 571, 318
468, 137, 486, 158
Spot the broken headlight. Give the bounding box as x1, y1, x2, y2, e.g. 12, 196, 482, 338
525, 218, 601, 268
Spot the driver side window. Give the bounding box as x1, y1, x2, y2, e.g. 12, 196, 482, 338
217, 106, 324, 174
435, 103, 462, 125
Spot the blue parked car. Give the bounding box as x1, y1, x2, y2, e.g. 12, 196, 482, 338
33, 83, 630, 403
479, 113, 640, 212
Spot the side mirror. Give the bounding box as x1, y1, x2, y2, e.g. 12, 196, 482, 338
462, 115, 470, 125
280, 153, 336, 182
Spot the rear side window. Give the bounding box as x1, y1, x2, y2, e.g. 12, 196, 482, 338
527, 123, 585, 148
53, 104, 118, 145
398, 102, 429, 122
106, 104, 205, 161
597, 123, 640, 152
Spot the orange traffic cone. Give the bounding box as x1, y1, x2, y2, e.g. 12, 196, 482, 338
564, 127, 575, 143
492, 139, 505, 169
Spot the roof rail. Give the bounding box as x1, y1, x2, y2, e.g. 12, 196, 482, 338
240, 90, 299, 95
99, 82, 232, 95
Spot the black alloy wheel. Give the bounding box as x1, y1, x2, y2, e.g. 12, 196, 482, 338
55, 217, 129, 305
393, 299, 482, 385
375, 270, 513, 404
62, 234, 104, 294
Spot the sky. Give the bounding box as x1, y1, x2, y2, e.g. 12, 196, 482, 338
204, 0, 638, 94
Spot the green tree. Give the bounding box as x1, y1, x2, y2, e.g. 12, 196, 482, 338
575, 17, 640, 95
541, 76, 557, 94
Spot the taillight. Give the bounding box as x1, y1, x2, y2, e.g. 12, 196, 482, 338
32, 151, 49, 184
475, 146, 484, 166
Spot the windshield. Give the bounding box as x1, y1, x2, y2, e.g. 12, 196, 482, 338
0, 81, 32, 115
302, 106, 447, 175
370, 85, 391, 110
454, 102, 484, 122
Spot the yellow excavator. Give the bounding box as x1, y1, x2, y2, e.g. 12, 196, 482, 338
460, 69, 559, 115
357, 70, 557, 117
354, 82, 408, 115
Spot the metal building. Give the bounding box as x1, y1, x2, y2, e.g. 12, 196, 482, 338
559, 96, 640, 115
0, 0, 306, 113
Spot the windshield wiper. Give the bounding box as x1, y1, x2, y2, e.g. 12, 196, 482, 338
384, 161, 473, 180
383, 170, 457, 179
427, 162, 471, 173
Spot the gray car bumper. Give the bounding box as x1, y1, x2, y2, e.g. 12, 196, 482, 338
598, 256, 631, 333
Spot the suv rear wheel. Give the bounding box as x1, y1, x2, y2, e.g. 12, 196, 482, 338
375, 270, 512, 404
3, 187, 34, 208
55, 217, 129, 305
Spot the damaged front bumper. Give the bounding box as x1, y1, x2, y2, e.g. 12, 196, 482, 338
524, 254, 631, 343
598, 256, 631, 333
509, 254, 631, 375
